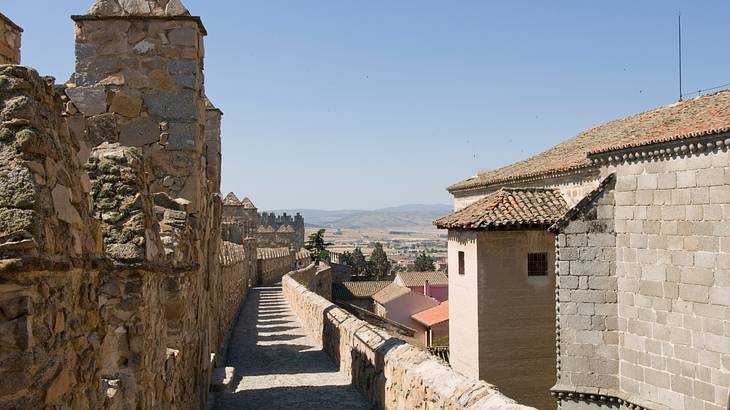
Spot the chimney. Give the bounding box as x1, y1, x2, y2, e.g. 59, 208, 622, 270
423, 280, 431, 297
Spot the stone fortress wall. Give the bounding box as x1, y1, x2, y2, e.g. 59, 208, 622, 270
0, 2, 253, 408
256, 247, 311, 286
553, 135, 730, 410
0, 12, 21, 64
257, 211, 305, 249
282, 264, 536, 410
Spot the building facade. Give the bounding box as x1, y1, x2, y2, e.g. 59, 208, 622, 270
438, 90, 730, 410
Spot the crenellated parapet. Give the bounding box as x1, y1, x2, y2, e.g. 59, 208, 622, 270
0, 65, 102, 267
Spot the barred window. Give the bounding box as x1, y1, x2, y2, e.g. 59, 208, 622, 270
528, 253, 548, 276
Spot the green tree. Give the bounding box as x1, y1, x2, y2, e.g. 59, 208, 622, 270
413, 251, 435, 272
339, 251, 353, 267
369, 243, 391, 280
350, 248, 368, 276
304, 229, 333, 264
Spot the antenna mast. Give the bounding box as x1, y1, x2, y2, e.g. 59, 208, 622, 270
678, 12, 683, 101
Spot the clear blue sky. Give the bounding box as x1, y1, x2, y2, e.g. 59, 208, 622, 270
5, 1, 730, 210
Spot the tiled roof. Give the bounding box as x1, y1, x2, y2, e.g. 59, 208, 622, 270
435, 188, 569, 230
372, 283, 412, 305
333, 281, 391, 300
223, 192, 241, 206
411, 301, 449, 327
449, 90, 730, 192
396, 271, 448, 287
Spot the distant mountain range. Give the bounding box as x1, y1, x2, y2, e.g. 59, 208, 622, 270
267, 204, 452, 231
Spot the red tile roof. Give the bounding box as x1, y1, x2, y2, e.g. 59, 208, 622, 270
411, 301, 449, 327
372, 283, 412, 304
333, 281, 391, 300
434, 188, 569, 230
395, 271, 448, 287
449, 90, 730, 192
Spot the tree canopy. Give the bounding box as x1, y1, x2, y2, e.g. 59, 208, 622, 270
413, 251, 436, 272
369, 243, 391, 280
304, 229, 333, 264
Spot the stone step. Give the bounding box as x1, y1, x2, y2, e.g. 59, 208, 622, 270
210, 367, 235, 392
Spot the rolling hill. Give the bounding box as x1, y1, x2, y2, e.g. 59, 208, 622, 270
269, 204, 452, 231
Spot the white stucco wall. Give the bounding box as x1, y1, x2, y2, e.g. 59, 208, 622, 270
448, 230, 480, 379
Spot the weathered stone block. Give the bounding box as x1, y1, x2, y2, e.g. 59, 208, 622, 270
119, 117, 159, 146
51, 185, 82, 226
0, 316, 33, 350
65, 86, 107, 116
167, 60, 198, 75
144, 90, 197, 120
87, 113, 119, 144
168, 28, 198, 46
109, 91, 142, 118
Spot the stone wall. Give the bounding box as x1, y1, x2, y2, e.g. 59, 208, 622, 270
554, 136, 730, 410
258, 211, 305, 249
0, 68, 104, 405
0, 13, 21, 64
255, 227, 297, 249
0, 2, 255, 408
289, 263, 332, 300
551, 175, 619, 405
222, 196, 257, 244
257, 247, 295, 285
215, 240, 256, 351
282, 266, 536, 410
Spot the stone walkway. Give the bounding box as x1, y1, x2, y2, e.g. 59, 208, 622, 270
212, 285, 371, 410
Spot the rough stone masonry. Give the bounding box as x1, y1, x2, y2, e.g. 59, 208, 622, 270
0, 1, 255, 408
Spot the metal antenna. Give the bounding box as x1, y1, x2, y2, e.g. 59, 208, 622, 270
678, 12, 683, 101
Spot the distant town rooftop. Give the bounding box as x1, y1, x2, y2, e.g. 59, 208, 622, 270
333, 281, 391, 300
448, 90, 730, 193
411, 301, 449, 327
372, 283, 411, 305
396, 271, 448, 287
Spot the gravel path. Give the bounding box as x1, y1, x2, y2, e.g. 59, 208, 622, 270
212, 285, 372, 410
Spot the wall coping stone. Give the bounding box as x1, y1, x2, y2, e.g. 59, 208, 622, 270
71, 14, 207, 35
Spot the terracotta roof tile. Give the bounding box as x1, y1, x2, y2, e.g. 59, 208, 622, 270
434, 187, 569, 230
411, 301, 449, 327
372, 283, 412, 304
449, 90, 730, 192
333, 281, 391, 300
396, 271, 448, 287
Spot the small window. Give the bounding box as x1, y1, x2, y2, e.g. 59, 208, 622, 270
458, 251, 465, 275
528, 253, 548, 276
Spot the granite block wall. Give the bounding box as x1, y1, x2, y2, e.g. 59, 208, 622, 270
555, 137, 730, 410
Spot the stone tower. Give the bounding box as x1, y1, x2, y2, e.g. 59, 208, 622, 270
67, 1, 222, 407
0, 12, 22, 64
222, 193, 258, 244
